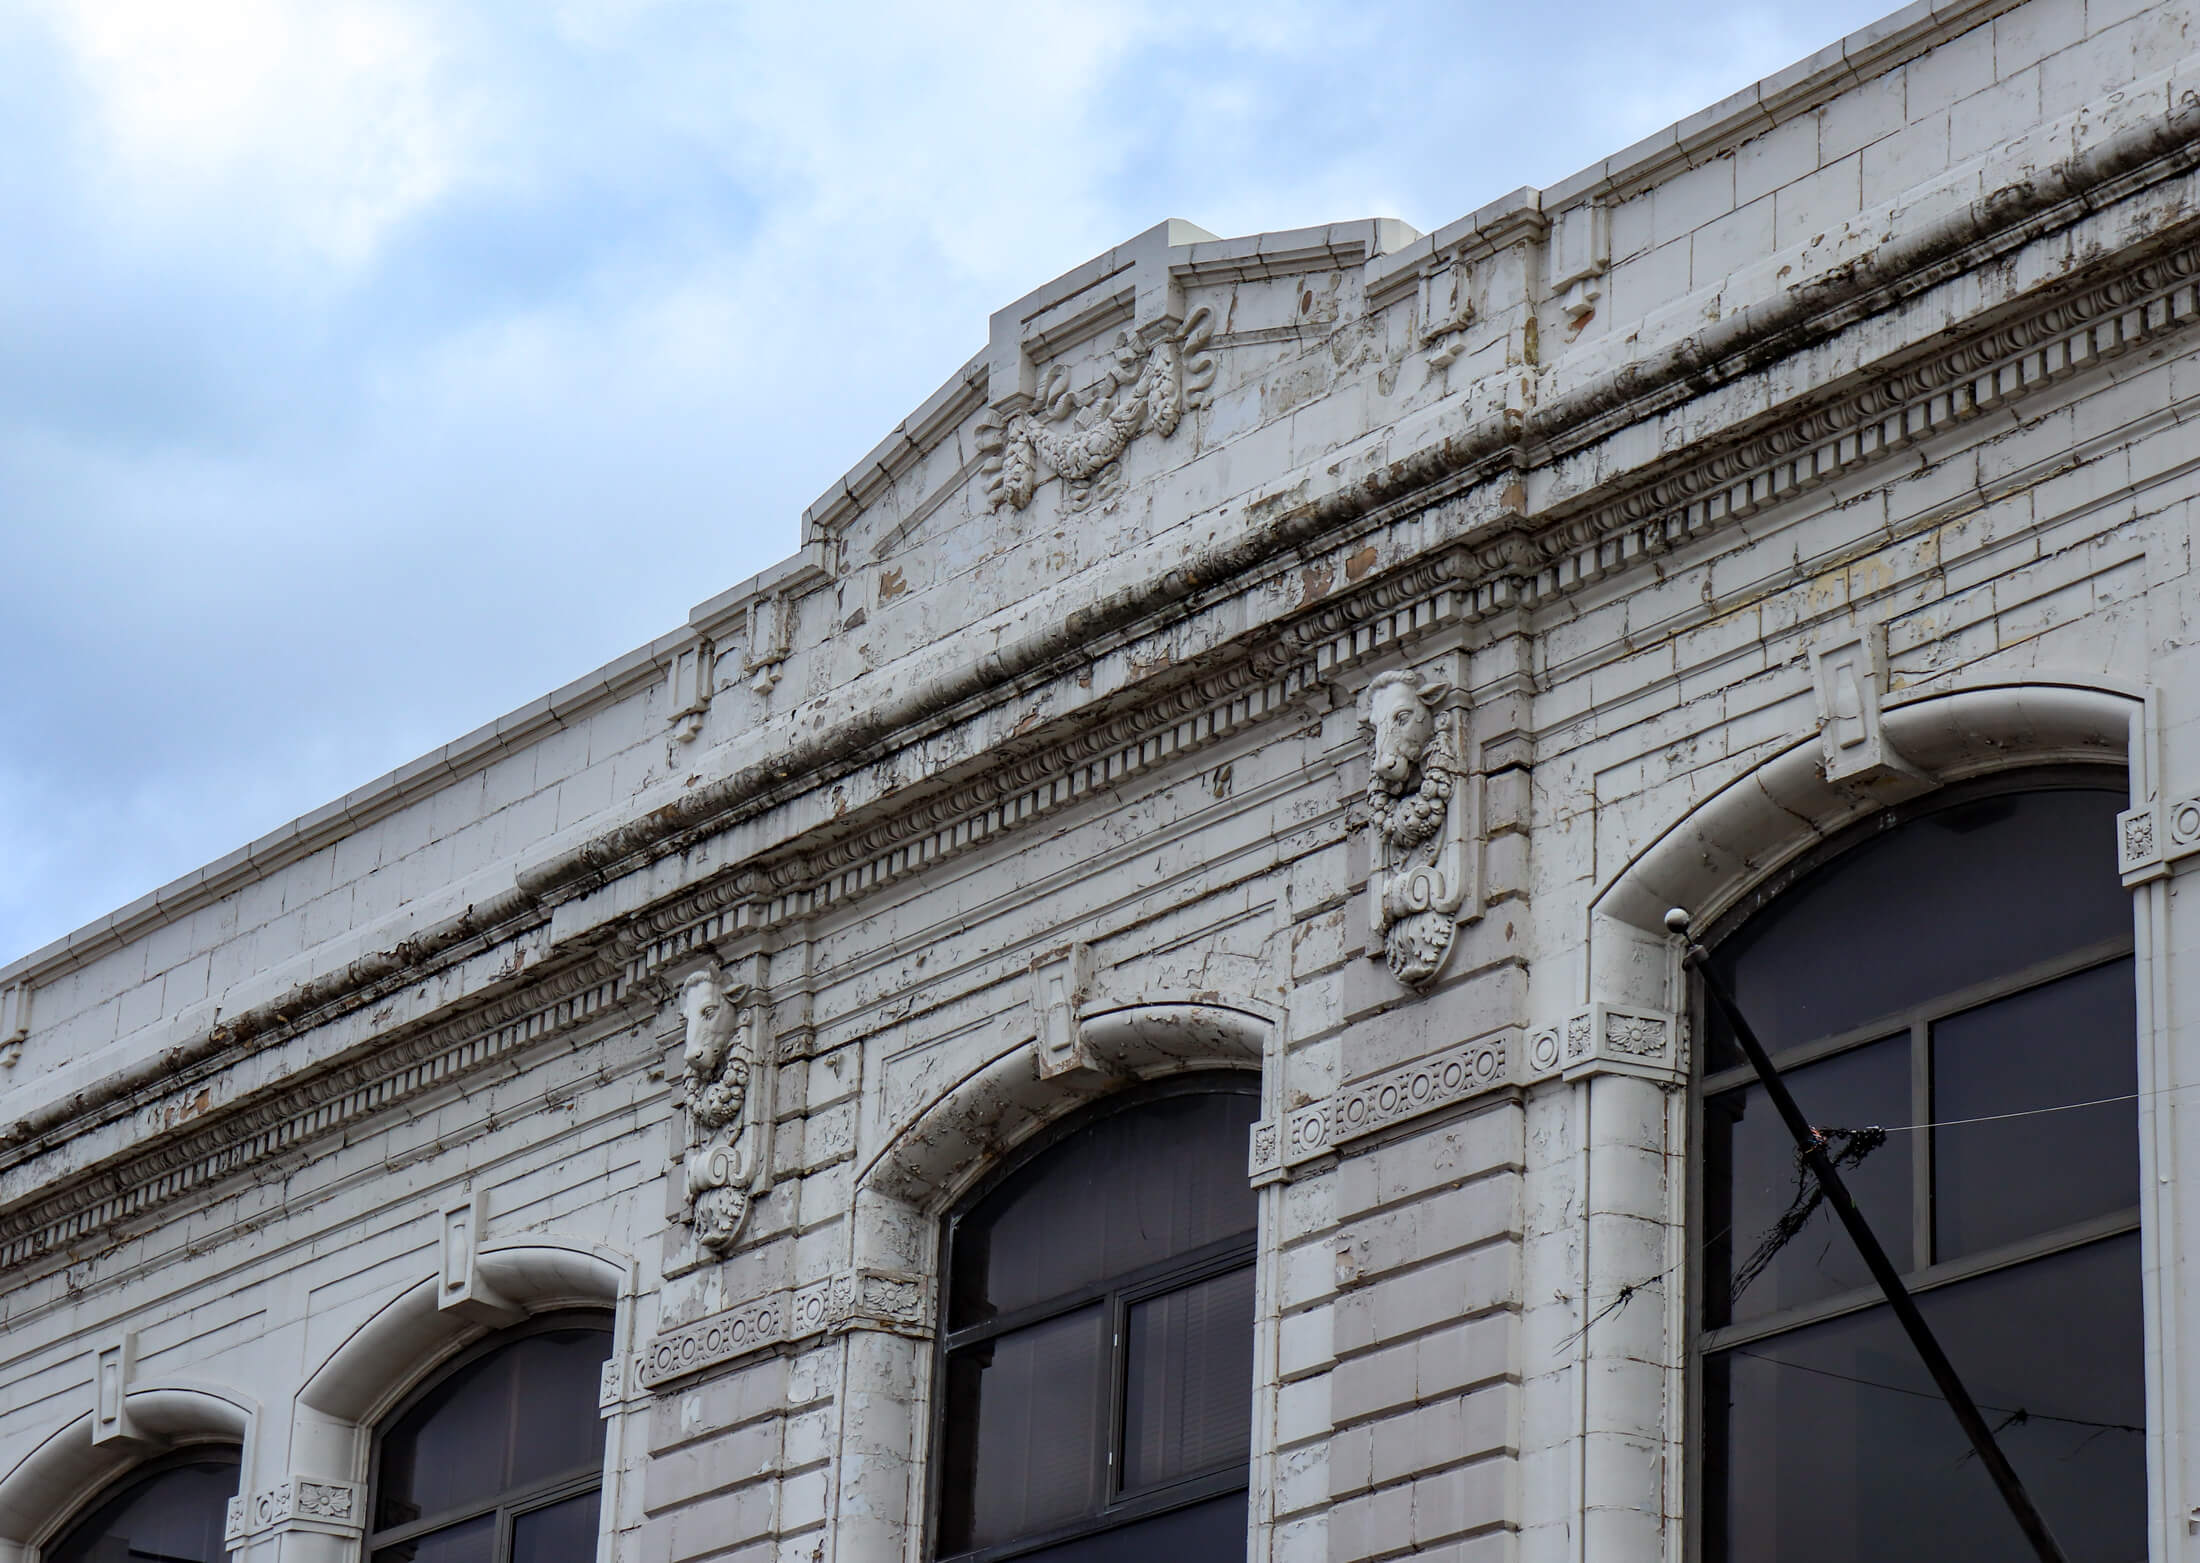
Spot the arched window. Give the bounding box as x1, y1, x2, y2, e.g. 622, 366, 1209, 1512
367, 1316, 612, 1563
932, 1077, 1260, 1563
44, 1451, 240, 1563
1694, 778, 2141, 1562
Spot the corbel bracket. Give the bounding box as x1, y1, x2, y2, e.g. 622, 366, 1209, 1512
1030, 943, 1099, 1078
0, 981, 27, 1069
1811, 625, 1931, 797
90, 1333, 140, 1446
1547, 201, 1609, 326
438, 1192, 523, 1326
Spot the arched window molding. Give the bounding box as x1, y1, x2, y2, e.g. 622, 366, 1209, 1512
1550, 679, 2148, 1563
839, 996, 1277, 1563
0, 1386, 253, 1563
857, 999, 1272, 1218
1589, 681, 2141, 1013
281, 1240, 634, 1563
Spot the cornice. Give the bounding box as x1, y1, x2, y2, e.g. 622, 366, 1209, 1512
10, 85, 2191, 1014
7, 91, 2200, 1260
0, 946, 633, 1270
611, 201, 2200, 960
0, 652, 673, 995
617, 645, 1322, 973
0, 891, 551, 1160
1504, 228, 2200, 608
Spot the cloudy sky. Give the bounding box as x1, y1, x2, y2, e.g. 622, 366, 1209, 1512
0, 0, 1902, 965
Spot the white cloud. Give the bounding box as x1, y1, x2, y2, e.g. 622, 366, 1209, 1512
1, 0, 1909, 964
39, 0, 465, 267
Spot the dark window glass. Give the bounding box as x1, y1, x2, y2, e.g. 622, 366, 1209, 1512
1001, 1491, 1247, 1563
1123, 1266, 1256, 1491
940, 1308, 1108, 1552
1705, 1234, 2144, 1563
376, 1326, 610, 1531
1704, 789, 2127, 1067
936, 1080, 1257, 1562
371, 1512, 495, 1563
511, 1491, 601, 1563
1705, 1038, 1910, 1328
1697, 781, 2141, 1563
948, 1090, 1258, 1329
1934, 958, 2138, 1260
370, 1321, 611, 1563
46, 1454, 240, 1563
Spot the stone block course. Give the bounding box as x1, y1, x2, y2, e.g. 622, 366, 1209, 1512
1333, 1243, 1518, 1354
6, 9, 2198, 1563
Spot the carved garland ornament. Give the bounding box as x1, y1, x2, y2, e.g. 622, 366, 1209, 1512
1359, 670, 1473, 986
678, 967, 766, 1256
977, 308, 1216, 513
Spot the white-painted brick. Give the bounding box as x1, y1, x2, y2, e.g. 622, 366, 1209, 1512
5, 15, 2194, 1563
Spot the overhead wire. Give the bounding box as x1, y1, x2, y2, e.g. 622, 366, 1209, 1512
1727, 1349, 2144, 1439
1871, 1091, 2141, 1134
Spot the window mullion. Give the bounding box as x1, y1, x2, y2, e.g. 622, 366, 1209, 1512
1912, 1016, 1933, 1273
1103, 1286, 1127, 1507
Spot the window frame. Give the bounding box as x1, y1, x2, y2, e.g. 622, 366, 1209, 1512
926, 1073, 1260, 1563
363, 1310, 614, 1563
42, 1445, 244, 1563
1683, 768, 2141, 1559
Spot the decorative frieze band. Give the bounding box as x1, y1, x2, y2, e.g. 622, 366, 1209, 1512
636, 1267, 929, 1391
1249, 1030, 1516, 1182
1249, 1008, 1684, 1181
224, 1479, 364, 1546
2119, 797, 2200, 884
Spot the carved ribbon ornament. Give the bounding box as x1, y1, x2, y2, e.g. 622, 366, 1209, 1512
977, 308, 1216, 513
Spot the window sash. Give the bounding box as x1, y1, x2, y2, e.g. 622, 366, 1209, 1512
939, 1230, 1257, 1352
941, 1468, 1250, 1563
364, 1315, 612, 1554
365, 1469, 600, 1555
1699, 939, 2135, 1308
934, 1246, 1257, 1563
1701, 1205, 2138, 1352
929, 1080, 1259, 1563
1699, 932, 2133, 1096
1686, 786, 2142, 1563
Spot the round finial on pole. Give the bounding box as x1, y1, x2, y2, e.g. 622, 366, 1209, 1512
1664, 907, 1693, 936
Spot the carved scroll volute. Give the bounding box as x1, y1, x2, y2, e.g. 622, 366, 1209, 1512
1358, 670, 1479, 987
678, 965, 771, 1257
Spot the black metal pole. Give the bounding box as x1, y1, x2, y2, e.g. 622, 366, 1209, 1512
1667, 907, 2069, 1563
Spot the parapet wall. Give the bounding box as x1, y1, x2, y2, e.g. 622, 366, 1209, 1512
6, 3, 2200, 1561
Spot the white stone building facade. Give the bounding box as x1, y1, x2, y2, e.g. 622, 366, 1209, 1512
3, 1, 2197, 1560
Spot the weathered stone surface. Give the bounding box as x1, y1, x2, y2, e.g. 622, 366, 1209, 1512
6, 4, 2200, 1560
